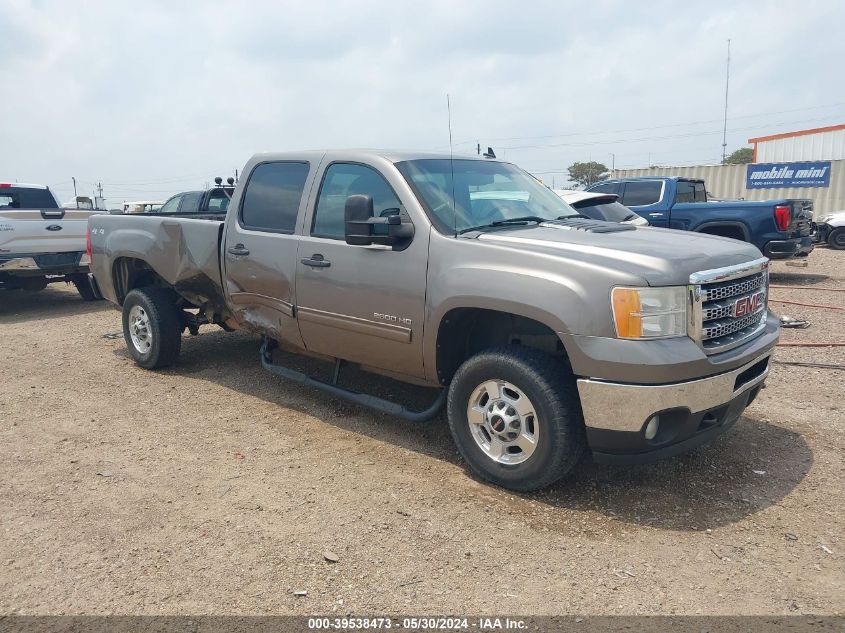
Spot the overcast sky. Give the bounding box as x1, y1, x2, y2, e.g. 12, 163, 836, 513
2, 0, 843, 205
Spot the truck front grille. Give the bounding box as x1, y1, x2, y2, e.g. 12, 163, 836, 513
690, 259, 769, 354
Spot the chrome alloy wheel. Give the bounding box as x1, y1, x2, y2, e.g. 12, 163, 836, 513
466, 380, 539, 465
128, 304, 152, 354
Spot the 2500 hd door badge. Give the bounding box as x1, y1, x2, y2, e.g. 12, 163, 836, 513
374, 312, 412, 326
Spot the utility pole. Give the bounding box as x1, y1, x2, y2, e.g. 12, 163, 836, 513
477, 142, 481, 156
72, 177, 78, 207
96, 181, 103, 198
721, 38, 731, 163
611, 153, 615, 173
234, 168, 239, 182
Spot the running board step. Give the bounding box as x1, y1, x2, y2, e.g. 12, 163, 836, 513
259, 341, 445, 422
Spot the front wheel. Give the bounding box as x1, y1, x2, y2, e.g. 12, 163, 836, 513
122, 287, 182, 369
447, 346, 585, 491
828, 227, 845, 250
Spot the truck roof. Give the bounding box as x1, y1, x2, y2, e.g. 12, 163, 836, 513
0, 182, 49, 189
249, 149, 491, 163
602, 176, 704, 184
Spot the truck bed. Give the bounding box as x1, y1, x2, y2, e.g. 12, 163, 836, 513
88, 214, 228, 316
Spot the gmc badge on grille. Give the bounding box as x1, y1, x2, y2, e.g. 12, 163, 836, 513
734, 291, 765, 317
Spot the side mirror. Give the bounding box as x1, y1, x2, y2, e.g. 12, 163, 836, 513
344, 194, 413, 249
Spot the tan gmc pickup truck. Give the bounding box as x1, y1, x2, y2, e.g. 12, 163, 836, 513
88, 150, 779, 491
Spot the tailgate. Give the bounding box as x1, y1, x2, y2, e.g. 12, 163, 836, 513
790, 200, 813, 237
0, 208, 100, 255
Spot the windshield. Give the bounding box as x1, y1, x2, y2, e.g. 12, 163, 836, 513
395, 159, 579, 234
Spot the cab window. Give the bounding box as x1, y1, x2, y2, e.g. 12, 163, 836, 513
178, 191, 202, 213
312, 163, 402, 239
240, 162, 310, 233
206, 189, 231, 213
159, 194, 183, 214
588, 182, 620, 196
621, 181, 663, 206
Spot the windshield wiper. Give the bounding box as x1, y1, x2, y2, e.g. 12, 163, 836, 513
556, 213, 589, 220
490, 215, 549, 226
459, 216, 550, 234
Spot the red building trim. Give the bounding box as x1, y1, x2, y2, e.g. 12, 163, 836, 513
748, 123, 845, 144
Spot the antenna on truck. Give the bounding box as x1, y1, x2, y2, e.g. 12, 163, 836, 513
447, 93, 457, 237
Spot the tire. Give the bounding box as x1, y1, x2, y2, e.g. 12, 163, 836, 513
122, 287, 182, 369
446, 345, 585, 491
19, 277, 48, 292
828, 227, 845, 250
70, 274, 100, 301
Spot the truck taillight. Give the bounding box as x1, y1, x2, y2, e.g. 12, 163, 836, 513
774, 205, 791, 232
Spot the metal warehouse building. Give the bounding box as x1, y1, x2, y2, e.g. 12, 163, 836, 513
612, 123, 845, 217
749, 123, 845, 162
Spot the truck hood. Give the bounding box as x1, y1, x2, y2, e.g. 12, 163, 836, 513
475, 222, 764, 286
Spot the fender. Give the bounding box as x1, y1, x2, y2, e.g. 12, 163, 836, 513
693, 220, 750, 242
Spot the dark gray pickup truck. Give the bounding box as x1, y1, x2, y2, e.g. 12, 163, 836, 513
89, 150, 779, 491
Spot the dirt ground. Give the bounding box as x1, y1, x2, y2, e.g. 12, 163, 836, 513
0, 248, 843, 616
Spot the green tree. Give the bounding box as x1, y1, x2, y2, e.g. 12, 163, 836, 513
567, 161, 610, 188
722, 147, 754, 165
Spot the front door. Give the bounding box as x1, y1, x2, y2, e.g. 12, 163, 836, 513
223, 160, 313, 347
295, 162, 429, 380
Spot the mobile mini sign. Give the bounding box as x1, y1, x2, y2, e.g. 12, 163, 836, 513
746, 161, 832, 189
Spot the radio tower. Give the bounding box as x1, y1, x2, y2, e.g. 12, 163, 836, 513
721, 39, 731, 163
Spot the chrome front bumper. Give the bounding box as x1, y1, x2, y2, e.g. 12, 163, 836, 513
576, 351, 770, 432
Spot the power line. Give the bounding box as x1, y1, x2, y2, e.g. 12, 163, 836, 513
497, 114, 842, 151
436, 100, 845, 150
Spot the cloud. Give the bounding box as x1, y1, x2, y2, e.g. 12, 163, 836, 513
1, 0, 843, 203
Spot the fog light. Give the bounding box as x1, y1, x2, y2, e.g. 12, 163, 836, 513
644, 416, 660, 440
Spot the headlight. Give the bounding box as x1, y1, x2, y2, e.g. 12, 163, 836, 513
611, 286, 687, 339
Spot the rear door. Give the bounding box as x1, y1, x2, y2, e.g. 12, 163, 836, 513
222, 160, 314, 347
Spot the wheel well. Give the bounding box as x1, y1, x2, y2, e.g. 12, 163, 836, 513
112, 257, 169, 304
697, 224, 747, 242
435, 308, 566, 385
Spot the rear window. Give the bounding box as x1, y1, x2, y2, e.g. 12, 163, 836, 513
178, 191, 203, 213
621, 181, 663, 206
0, 187, 58, 209
206, 189, 232, 214
241, 162, 310, 233
675, 181, 707, 203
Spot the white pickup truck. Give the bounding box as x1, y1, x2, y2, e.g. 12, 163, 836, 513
0, 182, 101, 299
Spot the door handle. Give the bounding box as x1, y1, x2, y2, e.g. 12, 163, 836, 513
227, 244, 250, 256
301, 254, 331, 268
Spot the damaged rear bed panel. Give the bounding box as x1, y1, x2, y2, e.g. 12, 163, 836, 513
89, 215, 228, 316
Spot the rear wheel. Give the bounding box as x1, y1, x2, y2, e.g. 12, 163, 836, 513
828, 227, 845, 250
446, 346, 585, 491
122, 287, 182, 369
